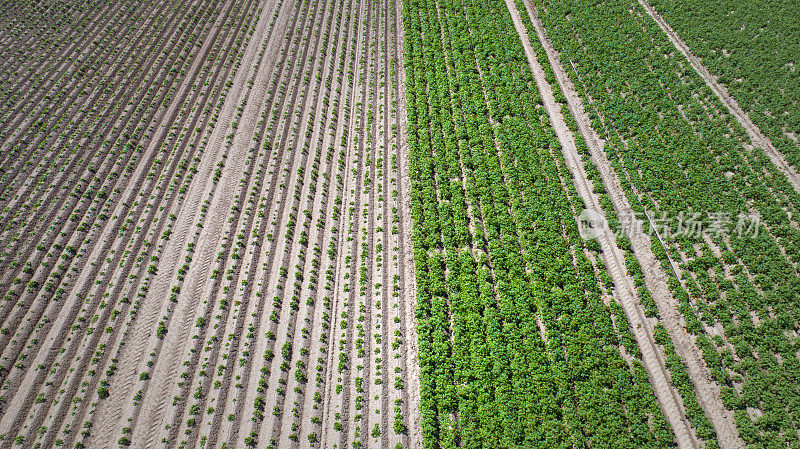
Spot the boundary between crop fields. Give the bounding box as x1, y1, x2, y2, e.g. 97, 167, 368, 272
394, 0, 424, 445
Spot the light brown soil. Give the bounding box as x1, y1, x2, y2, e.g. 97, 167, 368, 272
88, 1, 282, 446
394, 0, 424, 444
0, 0, 419, 447
0, 1, 260, 445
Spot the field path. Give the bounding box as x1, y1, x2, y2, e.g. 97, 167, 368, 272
637, 0, 800, 195
393, 0, 424, 444
504, 0, 701, 447
512, 0, 746, 447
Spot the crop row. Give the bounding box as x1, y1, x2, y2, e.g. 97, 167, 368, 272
0, 0, 264, 446
75, 0, 419, 446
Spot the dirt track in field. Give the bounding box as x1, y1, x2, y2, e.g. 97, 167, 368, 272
511, 1, 745, 447
637, 0, 800, 196
394, 3, 425, 444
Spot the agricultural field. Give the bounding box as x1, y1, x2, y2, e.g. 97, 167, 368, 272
649, 0, 800, 171
0, 0, 798, 448
0, 0, 419, 447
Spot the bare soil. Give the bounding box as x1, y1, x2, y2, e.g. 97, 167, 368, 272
0, 0, 420, 447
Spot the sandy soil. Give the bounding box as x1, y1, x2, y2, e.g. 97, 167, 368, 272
1, 0, 414, 445
87, 1, 284, 446
0, 0, 248, 445
393, 0, 424, 445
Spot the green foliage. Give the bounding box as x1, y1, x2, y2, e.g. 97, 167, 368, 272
402, 0, 674, 446
534, 0, 800, 444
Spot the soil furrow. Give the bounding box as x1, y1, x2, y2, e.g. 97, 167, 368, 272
0, 0, 221, 389
0, 0, 245, 441
0, 0, 228, 376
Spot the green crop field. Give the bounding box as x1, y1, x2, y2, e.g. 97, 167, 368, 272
0, 0, 797, 447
